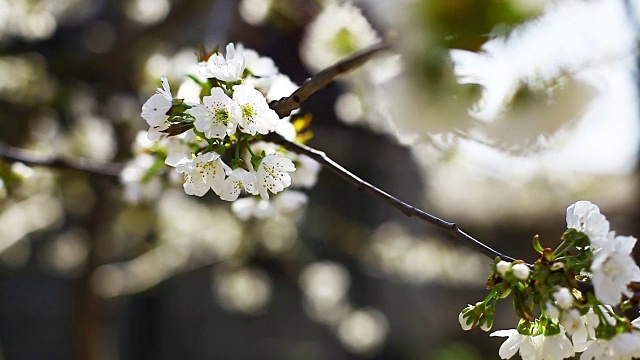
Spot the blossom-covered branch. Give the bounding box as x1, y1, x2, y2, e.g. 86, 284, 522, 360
269, 41, 391, 118
263, 132, 515, 262
0, 142, 121, 179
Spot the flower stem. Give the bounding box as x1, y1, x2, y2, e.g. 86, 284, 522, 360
245, 139, 257, 157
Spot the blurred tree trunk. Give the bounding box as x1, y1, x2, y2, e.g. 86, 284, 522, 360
73, 181, 117, 360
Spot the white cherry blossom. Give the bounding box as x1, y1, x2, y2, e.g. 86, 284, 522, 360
232, 84, 280, 135
545, 301, 560, 320
590, 235, 640, 306
491, 328, 574, 360
199, 43, 246, 82
553, 288, 574, 310
559, 309, 581, 336
491, 329, 539, 360
220, 166, 257, 201
580, 332, 640, 360
141, 76, 172, 140
237, 45, 278, 78
538, 331, 575, 360
566, 201, 610, 248
266, 74, 298, 102
290, 154, 321, 189
572, 309, 600, 352
275, 119, 297, 141
177, 152, 226, 197
254, 153, 296, 200
190, 87, 239, 139
300, 2, 379, 73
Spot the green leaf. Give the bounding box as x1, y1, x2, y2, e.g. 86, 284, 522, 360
161, 122, 194, 136
167, 101, 193, 119
573, 233, 590, 248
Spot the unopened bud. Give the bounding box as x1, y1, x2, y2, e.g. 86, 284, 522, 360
496, 260, 511, 277
512, 263, 530, 281
553, 287, 574, 310
459, 306, 475, 331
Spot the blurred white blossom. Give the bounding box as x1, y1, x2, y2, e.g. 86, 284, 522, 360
214, 266, 272, 315
337, 308, 389, 355
239, 0, 272, 26
300, 1, 379, 73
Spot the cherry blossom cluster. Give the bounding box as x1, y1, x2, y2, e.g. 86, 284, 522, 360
129, 43, 320, 217
459, 201, 640, 360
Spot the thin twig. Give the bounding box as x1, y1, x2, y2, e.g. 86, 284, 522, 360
0, 143, 121, 179
264, 132, 515, 262
266, 39, 513, 261
269, 41, 392, 118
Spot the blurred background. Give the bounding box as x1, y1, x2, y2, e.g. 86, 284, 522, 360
0, 0, 639, 359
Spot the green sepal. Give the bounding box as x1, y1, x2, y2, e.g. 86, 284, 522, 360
620, 299, 633, 312
565, 250, 593, 274
561, 228, 590, 248
594, 321, 617, 340
230, 158, 244, 170
250, 152, 264, 172
543, 318, 561, 336
532, 234, 544, 254
516, 319, 535, 336
561, 228, 578, 239
573, 234, 590, 248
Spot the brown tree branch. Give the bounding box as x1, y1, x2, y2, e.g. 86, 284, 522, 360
0, 143, 121, 179
269, 41, 392, 118
263, 132, 515, 262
